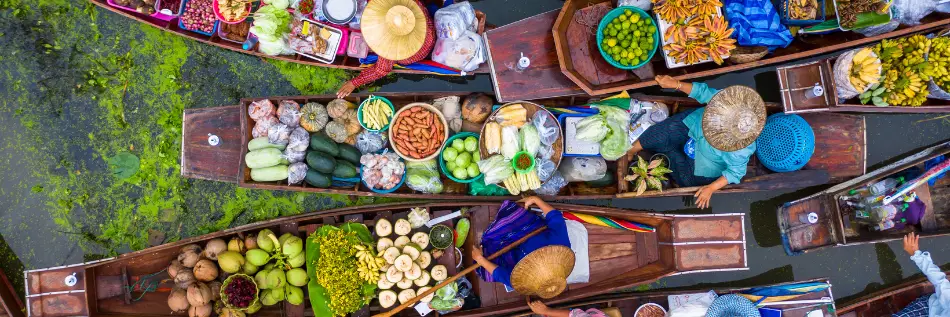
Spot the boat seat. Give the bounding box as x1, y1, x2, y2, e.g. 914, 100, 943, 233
602, 307, 622, 317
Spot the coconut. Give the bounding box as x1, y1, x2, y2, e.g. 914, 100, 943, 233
227, 237, 245, 254
187, 283, 213, 307
203, 239, 227, 260
260, 290, 278, 306
246, 300, 262, 314
179, 245, 202, 268
219, 308, 246, 317
281, 235, 303, 257
168, 259, 185, 279
255, 270, 269, 290
286, 268, 309, 287
265, 269, 286, 289
245, 249, 270, 267
189, 304, 212, 317
208, 281, 222, 301
285, 285, 304, 305
168, 287, 190, 312
217, 251, 246, 274
193, 259, 219, 282
257, 229, 276, 252
287, 252, 305, 268
278, 233, 294, 246
242, 262, 259, 275
175, 270, 197, 288
243, 235, 258, 251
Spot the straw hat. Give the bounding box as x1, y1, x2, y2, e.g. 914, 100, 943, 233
360, 0, 429, 61
510, 245, 575, 299
702, 86, 766, 152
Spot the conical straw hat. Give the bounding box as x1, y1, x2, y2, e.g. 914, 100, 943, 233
702, 86, 766, 152
360, 0, 428, 61
510, 245, 575, 299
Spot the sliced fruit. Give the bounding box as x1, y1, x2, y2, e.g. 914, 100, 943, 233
397, 289, 417, 304
417, 286, 434, 303
416, 251, 432, 268
411, 232, 429, 250
376, 237, 394, 253
394, 219, 412, 236
396, 277, 413, 290
431, 265, 447, 281
394, 254, 413, 272
379, 290, 398, 308
394, 236, 411, 248
386, 265, 404, 283
402, 244, 421, 260
383, 247, 402, 265
378, 275, 395, 290
413, 271, 430, 287
375, 219, 393, 237
405, 263, 422, 281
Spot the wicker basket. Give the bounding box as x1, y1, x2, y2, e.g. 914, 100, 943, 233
729, 46, 769, 64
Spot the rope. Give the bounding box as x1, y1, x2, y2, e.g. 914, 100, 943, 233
125, 268, 168, 302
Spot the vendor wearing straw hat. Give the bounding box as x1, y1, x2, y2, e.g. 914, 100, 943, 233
335, 0, 436, 98
627, 75, 766, 209
472, 196, 575, 299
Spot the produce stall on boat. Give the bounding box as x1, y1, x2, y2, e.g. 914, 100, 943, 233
88, 0, 490, 75
23, 201, 748, 317
180, 92, 866, 200
837, 270, 949, 316
779, 139, 950, 255
485, 0, 950, 102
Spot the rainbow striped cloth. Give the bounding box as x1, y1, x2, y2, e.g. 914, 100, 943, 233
561, 211, 655, 233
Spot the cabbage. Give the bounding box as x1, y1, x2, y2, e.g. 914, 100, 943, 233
252, 5, 292, 56
574, 115, 607, 142
405, 159, 443, 193
477, 155, 513, 185
600, 119, 631, 161
519, 124, 540, 157
264, 0, 290, 9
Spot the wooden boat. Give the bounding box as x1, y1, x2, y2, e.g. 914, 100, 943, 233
837, 271, 946, 316
778, 140, 950, 255
181, 91, 866, 200
23, 201, 748, 317
0, 268, 24, 317
88, 0, 490, 75
484, 4, 950, 102
509, 278, 836, 317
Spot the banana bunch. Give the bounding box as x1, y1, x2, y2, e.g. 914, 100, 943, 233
881, 69, 927, 107
849, 48, 881, 92
496, 104, 527, 128
354, 244, 386, 283
931, 37, 950, 89
868, 35, 935, 107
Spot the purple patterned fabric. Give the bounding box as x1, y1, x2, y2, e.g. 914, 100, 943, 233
476, 200, 544, 282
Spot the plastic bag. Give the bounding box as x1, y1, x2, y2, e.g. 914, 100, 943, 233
469, 179, 511, 196
283, 148, 306, 164
348, 0, 367, 29
434, 96, 463, 133
432, 30, 486, 72
248, 99, 276, 121
536, 158, 556, 182
356, 130, 386, 154
434, 1, 476, 40
619, 0, 651, 10
268, 123, 292, 146
537, 144, 554, 161
833, 47, 877, 99
287, 162, 308, 184
287, 127, 310, 152
500, 126, 521, 160
575, 115, 608, 142
477, 155, 514, 185
890, 0, 936, 26
535, 172, 567, 196
406, 159, 444, 194
520, 124, 541, 157
560, 157, 608, 182
532, 111, 559, 146
855, 20, 899, 37
252, 116, 279, 138
277, 100, 302, 127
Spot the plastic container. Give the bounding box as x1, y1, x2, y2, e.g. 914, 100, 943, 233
213, 0, 252, 24
154, 0, 183, 21
558, 112, 602, 157
107, 0, 161, 17
292, 18, 344, 64
779, 0, 826, 26
831, 0, 892, 31
512, 151, 536, 174
596, 6, 659, 70
347, 32, 369, 58
439, 132, 483, 184
756, 113, 815, 172
357, 95, 395, 132
178, 0, 220, 36
360, 164, 406, 194
323, 0, 358, 24
634, 303, 667, 317
218, 20, 252, 44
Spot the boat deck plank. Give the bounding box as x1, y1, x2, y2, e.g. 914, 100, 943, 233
782, 197, 837, 253
798, 113, 867, 180
180, 106, 242, 183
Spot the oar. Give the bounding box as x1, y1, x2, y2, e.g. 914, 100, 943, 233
373, 226, 549, 317
617, 169, 831, 198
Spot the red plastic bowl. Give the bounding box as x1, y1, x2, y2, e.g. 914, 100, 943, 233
213, 0, 252, 24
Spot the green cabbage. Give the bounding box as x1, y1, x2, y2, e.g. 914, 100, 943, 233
406, 160, 443, 193
251, 5, 292, 56
520, 124, 541, 157
598, 105, 632, 161
575, 115, 608, 142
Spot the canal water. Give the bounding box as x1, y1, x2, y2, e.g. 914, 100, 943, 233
1, 0, 950, 307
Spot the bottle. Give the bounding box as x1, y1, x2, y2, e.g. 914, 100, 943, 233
869, 177, 904, 196
876, 220, 895, 231
868, 204, 898, 223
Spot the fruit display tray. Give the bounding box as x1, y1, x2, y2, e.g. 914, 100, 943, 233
655, 7, 729, 69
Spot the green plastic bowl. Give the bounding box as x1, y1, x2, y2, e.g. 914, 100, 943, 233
439, 132, 483, 184
357, 95, 395, 132
512, 151, 535, 174
596, 6, 659, 70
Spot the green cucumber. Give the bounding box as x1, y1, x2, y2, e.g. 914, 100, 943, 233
306, 151, 337, 174
455, 218, 470, 248
336, 143, 361, 165
332, 160, 358, 178
304, 169, 331, 188
310, 133, 339, 157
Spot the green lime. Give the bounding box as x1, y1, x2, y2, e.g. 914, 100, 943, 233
618, 33, 627, 40
612, 46, 621, 54
631, 13, 640, 21
620, 58, 629, 65
646, 37, 654, 44
631, 57, 640, 65
607, 38, 617, 47
621, 21, 630, 29
624, 9, 632, 16
648, 25, 657, 33
634, 48, 643, 55
609, 29, 617, 36
640, 53, 648, 60
621, 40, 630, 48
618, 14, 627, 21
634, 30, 641, 37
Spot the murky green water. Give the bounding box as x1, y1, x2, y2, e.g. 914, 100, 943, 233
3, 0, 950, 310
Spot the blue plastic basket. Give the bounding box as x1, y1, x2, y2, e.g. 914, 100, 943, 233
779, 0, 826, 26
596, 7, 659, 70
756, 113, 815, 173
359, 163, 406, 193
178, 0, 220, 36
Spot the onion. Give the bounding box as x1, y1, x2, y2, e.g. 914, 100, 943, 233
203, 239, 227, 260
168, 288, 190, 313
187, 282, 212, 307
193, 259, 219, 282
168, 260, 184, 279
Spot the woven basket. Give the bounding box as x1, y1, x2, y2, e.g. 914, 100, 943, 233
729, 46, 769, 64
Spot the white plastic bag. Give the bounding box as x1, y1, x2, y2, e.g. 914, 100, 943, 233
891, 0, 937, 26
533, 111, 559, 146
564, 220, 590, 284
355, 131, 385, 154
434, 1, 476, 40
432, 30, 486, 72
535, 158, 556, 182
560, 157, 607, 182
500, 126, 521, 160
434, 96, 463, 132
618, 0, 652, 10
535, 172, 567, 195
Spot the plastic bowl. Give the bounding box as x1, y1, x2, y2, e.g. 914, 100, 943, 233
213, 0, 252, 24
359, 163, 406, 194
388, 102, 449, 162
596, 6, 660, 70
512, 151, 535, 174
357, 96, 395, 132
179, 0, 220, 36
439, 132, 484, 184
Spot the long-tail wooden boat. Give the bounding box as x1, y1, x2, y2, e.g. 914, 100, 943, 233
24, 201, 748, 317
0, 268, 24, 317
778, 140, 950, 255
510, 278, 835, 317
484, 6, 950, 102
182, 91, 866, 200
837, 271, 947, 316
88, 0, 490, 75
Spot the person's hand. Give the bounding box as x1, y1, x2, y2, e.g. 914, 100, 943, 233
903, 232, 920, 256
472, 247, 485, 262
336, 82, 356, 99
527, 298, 551, 315
694, 185, 716, 209
656, 75, 681, 90
519, 196, 544, 210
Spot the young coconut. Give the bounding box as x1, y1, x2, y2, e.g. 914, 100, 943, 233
394, 236, 411, 248
245, 249, 270, 267
396, 277, 413, 290
402, 244, 421, 261
281, 235, 303, 257
187, 282, 213, 307
285, 285, 304, 305
286, 268, 309, 287
168, 287, 190, 312
179, 244, 203, 268
413, 271, 430, 287
175, 270, 197, 289
203, 239, 227, 260
416, 251, 432, 268
379, 290, 398, 308
256, 229, 277, 252
242, 262, 259, 275
411, 232, 429, 250
208, 281, 222, 301
376, 237, 394, 253
216, 251, 246, 274
378, 274, 395, 290
405, 263, 422, 281
265, 269, 286, 289
417, 286, 434, 303
255, 270, 269, 289
193, 259, 219, 282
168, 259, 185, 279
245, 299, 262, 314
383, 247, 401, 264
287, 252, 305, 268
431, 265, 448, 282
397, 289, 417, 304
189, 304, 212, 317
394, 254, 414, 272
227, 237, 245, 254
385, 265, 404, 283
244, 234, 258, 250
394, 219, 412, 236
219, 308, 246, 317
375, 218, 393, 237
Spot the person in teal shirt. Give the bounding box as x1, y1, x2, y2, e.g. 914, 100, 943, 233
627, 75, 766, 209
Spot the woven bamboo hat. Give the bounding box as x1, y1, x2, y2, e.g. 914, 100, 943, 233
510, 245, 575, 299
702, 86, 766, 152
360, 0, 428, 61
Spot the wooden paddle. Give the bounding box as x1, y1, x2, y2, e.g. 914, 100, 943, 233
373, 226, 549, 317
617, 169, 831, 198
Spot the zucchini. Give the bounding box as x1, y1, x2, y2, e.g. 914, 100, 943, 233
310, 133, 339, 157
248, 137, 286, 151
251, 165, 289, 182
246, 148, 284, 169
336, 143, 361, 165
332, 160, 359, 178
304, 169, 331, 188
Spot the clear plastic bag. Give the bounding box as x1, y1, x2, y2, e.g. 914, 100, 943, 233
287, 162, 308, 184
575, 115, 608, 142
278, 100, 302, 127
434, 96, 463, 132
405, 159, 444, 193
432, 30, 486, 72
356, 131, 386, 154
477, 155, 514, 185
537, 144, 554, 161
500, 126, 521, 160
833, 47, 877, 99
855, 20, 899, 37
536, 158, 556, 182
248, 99, 276, 121
268, 123, 292, 146
619, 0, 652, 10
890, 0, 937, 26
533, 111, 559, 146
252, 116, 279, 138
520, 124, 541, 157
560, 157, 608, 182
535, 172, 567, 196
283, 148, 306, 164
287, 127, 310, 152
434, 1, 476, 40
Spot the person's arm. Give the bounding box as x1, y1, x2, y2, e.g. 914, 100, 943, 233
473, 247, 513, 287
904, 233, 950, 304
655, 75, 718, 104
336, 58, 395, 98
527, 300, 572, 317
521, 196, 555, 216
695, 176, 727, 209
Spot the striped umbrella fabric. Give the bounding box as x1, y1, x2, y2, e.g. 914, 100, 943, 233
561, 211, 655, 232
